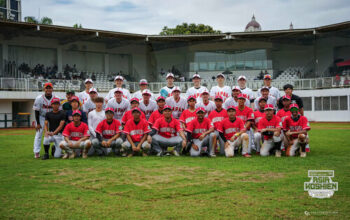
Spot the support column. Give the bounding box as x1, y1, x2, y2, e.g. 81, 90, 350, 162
57, 47, 62, 73
104, 54, 109, 74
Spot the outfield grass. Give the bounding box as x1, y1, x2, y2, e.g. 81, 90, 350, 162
0, 123, 349, 219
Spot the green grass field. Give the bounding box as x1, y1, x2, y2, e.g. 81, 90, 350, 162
0, 123, 349, 219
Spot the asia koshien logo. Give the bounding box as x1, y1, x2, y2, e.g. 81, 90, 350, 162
304, 170, 338, 198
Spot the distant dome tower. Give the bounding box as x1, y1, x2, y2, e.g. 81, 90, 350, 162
289, 22, 294, 30
245, 14, 261, 32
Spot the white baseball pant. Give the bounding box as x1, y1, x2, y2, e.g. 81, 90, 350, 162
43, 134, 63, 158
59, 140, 91, 154
190, 135, 214, 157
224, 133, 249, 157
210, 131, 225, 155
33, 116, 45, 154
286, 134, 308, 156
259, 134, 283, 156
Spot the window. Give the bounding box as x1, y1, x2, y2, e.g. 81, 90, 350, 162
314, 96, 348, 111
301, 97, 312, 111
315, 97, 322, 111
340, 96, 348, 110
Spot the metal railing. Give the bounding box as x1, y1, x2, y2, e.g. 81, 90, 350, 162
0, 77, 349, 93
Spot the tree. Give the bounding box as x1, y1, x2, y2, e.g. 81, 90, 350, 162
24, 16, 53, 25
24, 16, 38, 24
40, 17, 53, 25
160, 23, 221, 35
73, 23, 83, 28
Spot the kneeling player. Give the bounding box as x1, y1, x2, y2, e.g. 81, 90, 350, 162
92, 107, 123, 156
122, 108, 151, 157
255, 104, 283, 157
59, 110, 91, 159
218, 106, 249, 157
283, 104, 310, 157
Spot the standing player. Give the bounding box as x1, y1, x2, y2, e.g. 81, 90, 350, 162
195, 89, 216, 117
160, 73, 176, 98
278, 84, 304, 115
139, 89, 157, 120
66, 96, 87, 124
255, 104, 283, 157
121, 98, 146, 125
237, 75, 255, 108
82, 88, 102, 115
223, 86, 250, 109
186, 74, 208, 102
122, 108, 151, 157
59, 110, 91, 159
32, 82, 59, 158
150, 105, 187, 156
133, 79, 155, 101
276, 95, 292, 123
208, 96, 228, 155
61, 90, 75, 111
218, 106, 249, 157
92, 107, 123, 156
78, 79, 93, 105
283, 104, 310, 157
179, 96, 197, 130
254, 86, 276, 110
165, 86, 187, 119
210, 73, 232, 101
106, 88, 130, 122
87, 97, 106, 155
257, 74, 280, 100
105, 75, 131, 101
42, 97, 66, 160
186, 108, 215, 157
148, 96, 166, 127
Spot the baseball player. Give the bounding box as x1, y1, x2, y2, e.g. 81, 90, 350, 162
106, 88, 130, 122
121, 98, 146, 125
122, 108, 151, 157
66, 96, 87, 124
195, 89, 215, 117
148, 96, 166, 126
208, 96, 228, 155
179, 95, 197, 129
210, 73, 232, 102
82, 88, 103, 115
276, 95, 292, 123
252, 97, 267, 154
218, 106, 249, 157
223, 86, 250, 109
186, 74, 208, 102
32, 82, 59, 158
92, 107, 123, 156
255, 104, 283, 157
105, 75, 131, 101
139, 89, 157, 120
150, 105, 187, 156
160, 73, 176, 98
278, 84, 304, 115
186, 107, 215, 157
78, 79, 93, 105
257, 74, 281, 100
61, 90, 75, 111
133, 79, 155, 101
42, 97, 66, 160
283, 104, 310, 157
237, 75, 255, 108
87, 97, 106, 155
254, 86, 277, 110
165, 86, 187, 119
59, 110, 91, 159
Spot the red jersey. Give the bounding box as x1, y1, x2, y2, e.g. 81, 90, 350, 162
208, 109, 228, 129
148, 110, 164, 126
283, 115, 310, 139
95, 119, 121, 139
186, 118, 213, 139
253, 110, 265, 126
235, 106, 254, 123
179, 109, 197, 126
123, 119, 151, 142
121, 109, 146, 124
153, 117, 182, 138
277, 109, 291, 123
62, 122, 89, 141
258, 115, 282, 140
217, 117, 245, 140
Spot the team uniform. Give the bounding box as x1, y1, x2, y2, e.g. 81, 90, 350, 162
32, 94, 59, 155
195, 101, 216, 117
254, 95, 277, 110
240, 87, 255, 104
223, 97, 250, 109
210, 86, 232, 102
252, 110, 265, 153
139, 100, 158, 120
78, 91, 90, 105
186, 118, 214, 157
92, 119, 123, 155
255, 115, 282, 156
106, 98, 130, 122
257, 86, 280, 100
87, 109, 106, 155
208, 109, 228, 155
121, 109, 146, 125
60, 121, 91, 153
276, 109, 291, 123
235, 106, 255, 153
66, 109, 88, 124
186, 86, 208, 102
122, 119, 151, 153
105, 88, 131, 101
133, 90, 155, 101
179, 109, 197, 128
283, 115, 310, 156
148, 109, 164, 127
43, 110, 66, 158
165, 96, 187, 119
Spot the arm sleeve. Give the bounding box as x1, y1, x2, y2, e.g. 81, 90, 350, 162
219, 132, 227, 142
96, 132, 102, 142
35, 111, 40, 125
187, 131, 192, 142
149, 128, 157, 136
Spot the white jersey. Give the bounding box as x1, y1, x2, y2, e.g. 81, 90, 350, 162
82, 99, 105, 114
160, 86, 176, 98
210, 85, 232, 101
106, 98, 130, 122
133, 90, 155, 101
186, 86, 208, 102
139, 100, 158, 120
165, 96, 187, 119
257, 86, 281, 100
105, 87, 131, 101
33, 94, 60, 117
223, 97, 250, 109
87, 110, 105, 137
78, 91, 90, 105
254, 95, 277, 110
240, 87, 255, 102
195, 101, 216, 117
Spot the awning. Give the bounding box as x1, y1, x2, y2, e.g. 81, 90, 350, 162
336, 59, 350, 67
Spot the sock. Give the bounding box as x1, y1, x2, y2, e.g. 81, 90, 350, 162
44, 145, 50, 154
51, 146, 56, 156
300, 143, 306, 152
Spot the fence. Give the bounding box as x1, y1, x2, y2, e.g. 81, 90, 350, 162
0, 113, 31, 128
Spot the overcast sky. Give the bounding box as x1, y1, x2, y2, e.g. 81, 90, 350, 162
22, 0, 350, 34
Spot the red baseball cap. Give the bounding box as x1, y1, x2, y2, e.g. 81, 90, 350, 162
72, 110, 82, 116
290, 103, 299, 110
264, 104, 274, 110
105, 107, 114, 113
163, 105, 172, 111
50, 97, 60, 105
226, 105, 236, 111
70, 96, 80, 102
264, 74, 272, 80
131, 107, 141, 113
156, 96, 165, 102
214, 95, 223, 101
130, 97, 139, 103
237, 93, 246, 99
196, 107, 206, 113
187, 95, 196, 101
282, 95, 291, 100
44, 82, 53, 88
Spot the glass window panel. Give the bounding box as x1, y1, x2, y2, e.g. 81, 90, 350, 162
199, 62, 208, 71
331, 96, 339, 110
323, 97, 330, 111
236, 61, 244, 70
226, 61, 235, 70
339, 96, 348, 110
245, 61, 253, 69
315, 97, 322, 111
254, 60, 262, 69
301, 97, 312, 111
216, 62, 225, 70
208, 62, 216, 71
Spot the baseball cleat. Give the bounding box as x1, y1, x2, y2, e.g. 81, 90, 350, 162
209, 153, 216, 158
275, 150, 281, 157
127, 153, 133, 158
173, 150, 180, 157
69, 151, 76, 159
300, 152, 307, 157
142, 152, 148, 157
42, 153, 49, 160
243, 153, 251, 158
34, 153, 40, 159
156, 152, 163, 157
256, 152, 260, 155
62, 153, 69, 159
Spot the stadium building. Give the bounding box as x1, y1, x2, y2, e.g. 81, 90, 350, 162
0, 18, 350, 127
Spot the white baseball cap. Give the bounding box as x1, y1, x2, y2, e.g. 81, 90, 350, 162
166, 73, 174, 79
139, 79, 148, 85
84, 78, 93, 84
237, 75, 246, 81
114, 75, 124, 81
114, 88, 123, 94
142, 89, 152, 96
217, 73, 225, 78
201, 88, 210, 95
89, 88, 97, 93
192, 74, 201, 79
172, 86, 181, 92
232, 86, 241, 91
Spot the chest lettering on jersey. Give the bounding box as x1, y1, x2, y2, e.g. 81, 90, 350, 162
193, 128, 207, 134
225, 127, 239, 134
130, 129, 144, 136
71, 132, 83, 137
